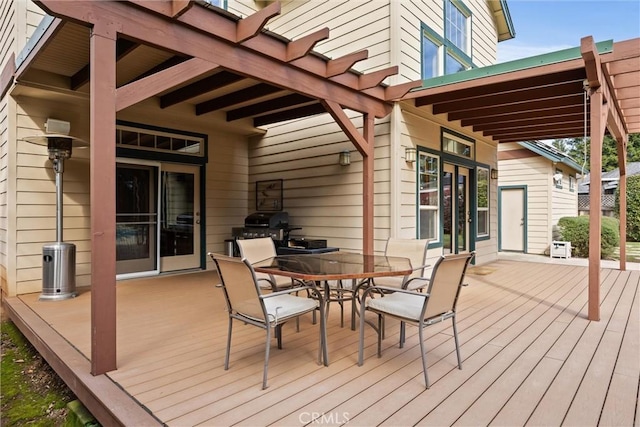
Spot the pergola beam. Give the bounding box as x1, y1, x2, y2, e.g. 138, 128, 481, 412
236, 1, 280, 43
116, 57, 218, 111
286, 28, 329, 62
327, 50, 368, 78
37, 1, 391, 117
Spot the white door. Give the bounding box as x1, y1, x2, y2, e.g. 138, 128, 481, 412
160, 163, 201, 272
500, 187, 525, 252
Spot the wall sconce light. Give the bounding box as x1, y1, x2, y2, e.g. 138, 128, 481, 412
491, 168, 498, 180
405, 146, 417, 163
338, 150, 350, 166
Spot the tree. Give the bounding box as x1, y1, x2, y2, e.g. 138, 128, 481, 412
615, 174, 640, 242
556, 133, 640, 173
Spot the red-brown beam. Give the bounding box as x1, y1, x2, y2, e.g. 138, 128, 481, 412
90, 19, 118, 375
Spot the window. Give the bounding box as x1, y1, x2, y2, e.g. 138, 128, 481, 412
203, 0, 224, 7
420, 1, 472, 79
555, 168, 563, 189
569, 175, 576, 192
116, 125, 204, 157
477, 167, 489, 237
421, 24, 443, 79
445, 0, 470, 54
444, 0, 472, 74
442, 131, 474, 160
418, 151, 440, 241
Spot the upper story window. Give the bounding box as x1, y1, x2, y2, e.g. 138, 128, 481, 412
569, 175, 576, 192
446, 0, 470, 55
421, 25, 444, 79
421, 0, 472, 79
203, 0, 225, 8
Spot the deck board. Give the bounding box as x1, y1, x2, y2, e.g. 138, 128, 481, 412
7, 259, 639, 427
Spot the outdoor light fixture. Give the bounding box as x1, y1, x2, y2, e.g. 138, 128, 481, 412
405, 146, 417, 163
491, 168, 498, 180
24, 122, 88, 301
339, 150, 350, 166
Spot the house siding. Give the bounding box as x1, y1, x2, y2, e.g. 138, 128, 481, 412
2, 0, 46, 296
248, 0, 501, 257
498, 143, 578, 255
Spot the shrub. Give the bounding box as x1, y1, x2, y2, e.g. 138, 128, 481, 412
615, 174, 640, 242
557, 216, 620, 259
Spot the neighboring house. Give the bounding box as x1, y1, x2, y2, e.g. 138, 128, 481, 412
578, 162, 640, 216
497, 141, 582, 255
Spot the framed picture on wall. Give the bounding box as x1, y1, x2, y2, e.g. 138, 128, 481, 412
256, 179, 283, 211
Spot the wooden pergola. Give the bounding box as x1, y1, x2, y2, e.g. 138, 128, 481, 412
11, 0, 421, 375
403, 36, 640, 323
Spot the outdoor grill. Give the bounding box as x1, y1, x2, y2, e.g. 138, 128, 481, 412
229, 211, 299, 256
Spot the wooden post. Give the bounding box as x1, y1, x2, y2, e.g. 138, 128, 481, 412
362, 114, 375, 255
588, 88, 605, 321
90, 20, 118, 375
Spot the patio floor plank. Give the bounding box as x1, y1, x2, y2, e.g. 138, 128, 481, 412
5, 259, 638, 427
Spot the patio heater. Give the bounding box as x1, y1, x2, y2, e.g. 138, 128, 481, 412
24, 121, 88, 300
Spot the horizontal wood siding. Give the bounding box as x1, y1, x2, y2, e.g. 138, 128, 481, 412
249, 111, 391, 253
0, 0, 13, 296
498, 154, 551, 255
15, 97, 91, 294
399, 104, 498, 265
8, 96, 250, 296
551, 165, 579, 227
267, 1, 391, 75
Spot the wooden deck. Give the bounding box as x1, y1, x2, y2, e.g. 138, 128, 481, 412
4, 259, 639, 426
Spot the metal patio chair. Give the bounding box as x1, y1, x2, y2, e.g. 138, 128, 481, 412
351, 238, 431, 329
236, 237, 297, 291
357, 251, 475, 388
209, 253, 327, 389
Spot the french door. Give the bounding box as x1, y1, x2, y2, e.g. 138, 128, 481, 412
443, 164, 471, 254
116, 161, 201, 277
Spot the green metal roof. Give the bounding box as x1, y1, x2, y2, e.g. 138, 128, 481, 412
414, 40, 613, 91
518, 140, 583, 172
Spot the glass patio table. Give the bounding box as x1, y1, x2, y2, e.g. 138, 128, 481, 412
253, 252, 414, 364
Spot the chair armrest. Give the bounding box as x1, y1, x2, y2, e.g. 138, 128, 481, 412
402, 276, 430, 290
260, 284, 322, 300
362, 285, 430, 300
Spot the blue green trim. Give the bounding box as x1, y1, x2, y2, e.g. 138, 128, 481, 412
416, 40, 614, 90
500, 0, 515, 40
498, 185, 528, 252
15, 15, 55, 68
441, 127, 476, 162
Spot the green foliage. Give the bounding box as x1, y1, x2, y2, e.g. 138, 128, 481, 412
615, 174, 640, 241
1, 321, 75, 427
557, 216, 620, 259
558, 133, 640, 172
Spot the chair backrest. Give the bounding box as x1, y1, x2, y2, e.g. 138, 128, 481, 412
210, 253, 266, 322
236, 237, 277, 264
423, 252, 474, 320
385, 238, 430, 279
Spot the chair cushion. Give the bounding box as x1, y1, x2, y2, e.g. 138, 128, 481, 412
236, 294, 317, 323
366, 292, 427, 321
371, 276, 404, 288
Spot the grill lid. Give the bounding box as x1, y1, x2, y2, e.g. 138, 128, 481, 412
244, 211, 289, 228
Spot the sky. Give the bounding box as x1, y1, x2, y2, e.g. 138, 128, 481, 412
497, 0, 640, 63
